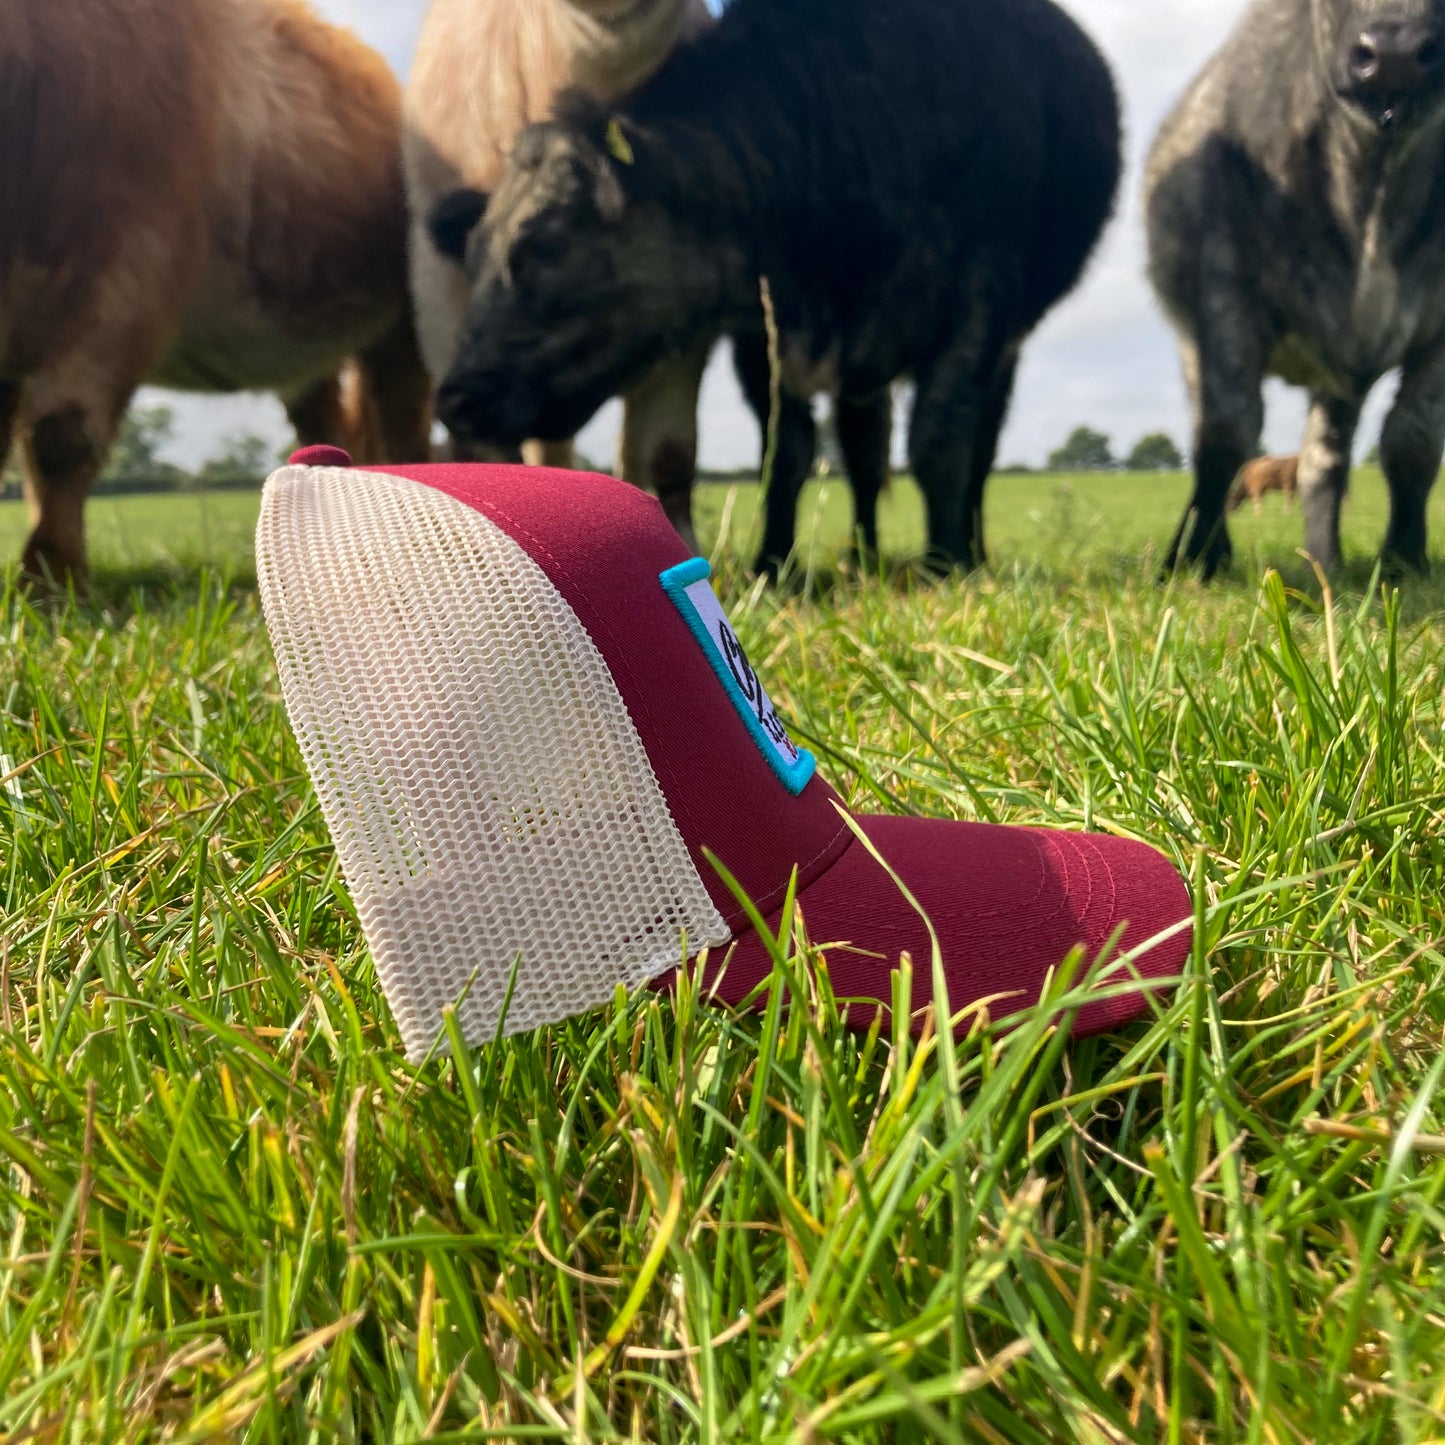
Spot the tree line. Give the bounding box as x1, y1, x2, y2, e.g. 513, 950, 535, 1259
809, 415, 1187, 479
1041, 426, 1184, 473
0, 406, 280, 501
1, 407, 1193, 502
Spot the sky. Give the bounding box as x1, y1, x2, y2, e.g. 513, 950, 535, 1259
148, 0, 1397, 472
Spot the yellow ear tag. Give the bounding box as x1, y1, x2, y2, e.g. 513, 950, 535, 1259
605, 119, 635, 166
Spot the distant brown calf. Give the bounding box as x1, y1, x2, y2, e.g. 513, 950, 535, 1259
0, 0, 432, 585
1229, 456, 1300, 513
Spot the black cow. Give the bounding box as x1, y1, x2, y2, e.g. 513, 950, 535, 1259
429, 0, 1121, 574
1148, 0, 1445, 578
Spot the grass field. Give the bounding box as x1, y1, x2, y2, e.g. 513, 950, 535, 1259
4, 465, 1443, 584
2, 469, 1444, 1440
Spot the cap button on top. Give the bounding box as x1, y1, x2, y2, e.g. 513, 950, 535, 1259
288, 445, 353, 468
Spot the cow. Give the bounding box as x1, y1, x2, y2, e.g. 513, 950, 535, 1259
0, 0, 431, 586
1229, 454, 1301, 512
1147, 0, 1445, 579
426, 0, 1122, 574
404, 0, 716, 547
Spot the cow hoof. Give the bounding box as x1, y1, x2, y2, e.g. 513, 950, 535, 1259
1196, 547, 1233, 583
19, 538, 88, 598
751, 551, 788, 586
1164, 525, 1233, 583
918, 545, 983, 580
1380, 547, 1430, 582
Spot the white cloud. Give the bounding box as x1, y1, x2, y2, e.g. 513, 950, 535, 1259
154, 0, 1392, 472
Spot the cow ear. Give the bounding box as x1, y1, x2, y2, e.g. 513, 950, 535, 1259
427, 188, 489, 262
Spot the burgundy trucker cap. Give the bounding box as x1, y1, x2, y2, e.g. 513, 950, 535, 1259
257, 448, 1192, 1059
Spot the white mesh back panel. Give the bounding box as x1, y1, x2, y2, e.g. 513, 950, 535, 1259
256, 466, 730, 1058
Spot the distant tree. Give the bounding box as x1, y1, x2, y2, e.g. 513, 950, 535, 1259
994, 461, 1035, 475
105, 405, 173, 478
1363, 443, 1382, 468
99, 404, 187, 491
1048, 425, 1114, 472
196, 432, 273, 488
1125, 432, 1184, 471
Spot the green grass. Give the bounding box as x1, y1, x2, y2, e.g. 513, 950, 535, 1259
3, 464, 1443, 583
2, 472, 1444, 1440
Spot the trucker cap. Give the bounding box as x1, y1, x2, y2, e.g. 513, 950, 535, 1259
257, 448, 1192, 1059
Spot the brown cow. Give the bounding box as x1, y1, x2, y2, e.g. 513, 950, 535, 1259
1228, 455, 1300, 513
403, 0, 711, 546
0, 0, 431, 586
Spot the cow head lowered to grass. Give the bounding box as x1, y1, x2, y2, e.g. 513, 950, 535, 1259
429, 119, 747, 450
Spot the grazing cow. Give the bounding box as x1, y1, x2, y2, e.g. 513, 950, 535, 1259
0, 0, 430, 585
1229, 454, 1301, 512
1148, 0, 1445, 578
404, 0, 716, 545
428, 0, 1121, 573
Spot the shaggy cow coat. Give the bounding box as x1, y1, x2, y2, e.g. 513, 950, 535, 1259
430, 0, 1122, 570
0, 0, 430, 584
1148, 0, 1445, 576
404, 0, 718, 545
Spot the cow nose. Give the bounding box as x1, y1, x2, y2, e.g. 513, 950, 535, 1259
1347, 20, 1444, 94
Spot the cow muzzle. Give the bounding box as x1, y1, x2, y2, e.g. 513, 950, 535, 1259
1339, 16, 1445, 124
437, 364, 605, 449
436, 370, 533, 448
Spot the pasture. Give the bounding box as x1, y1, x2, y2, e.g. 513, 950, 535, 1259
4, 463, 1442, 581
2, 468, 1444, 1440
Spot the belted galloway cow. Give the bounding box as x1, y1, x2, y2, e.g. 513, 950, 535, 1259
0, 0, 431, 586
405, 0, 705, 529
1148, 0, 1445, 577
410, 0, 855, 560
429, 0, 1122, 573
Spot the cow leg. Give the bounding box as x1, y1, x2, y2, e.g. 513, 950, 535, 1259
618, 341, 709, 552
835, 390, 891, 562
456, 437, 524, 464
732, 332, 816, 578
909, 345, 1002, 571
1297, 392, 1360, 569
1167, 329, 1266, 580
755, 398, 817, 579
520, 439, 575, 469
10, 222, 182, 587
285, 375, 349, 452
354, 312, 433, 463
0, 381, 18, 475
1378, 350, 1445, 574
17, 379, 130, 589
963, 348, 1022, 555
287, 362, 424, 466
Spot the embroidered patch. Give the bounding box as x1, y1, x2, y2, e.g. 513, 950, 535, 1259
659, 558, 817, 796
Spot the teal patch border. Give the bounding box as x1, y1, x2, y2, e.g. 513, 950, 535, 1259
660, 558, 817, 797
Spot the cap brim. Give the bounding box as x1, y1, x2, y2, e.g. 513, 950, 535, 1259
683, 813, 1192, 1038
